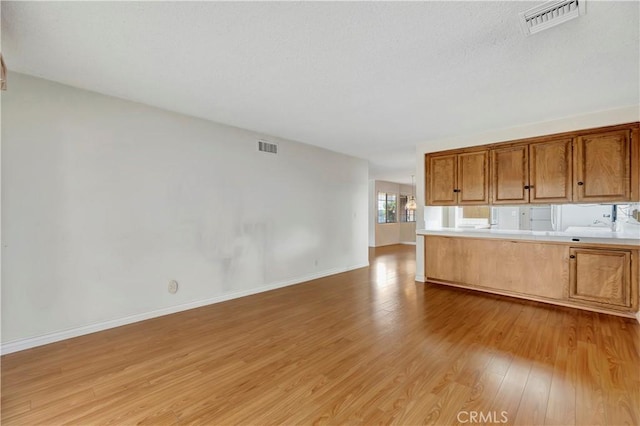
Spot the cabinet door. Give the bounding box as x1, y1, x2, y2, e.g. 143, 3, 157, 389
457, 151, 489, 205
569, 248, 631, 308
529, 138, 573, 203
491, 145, 529, 204
426, 154, 457, 205
574, 130, 631, 202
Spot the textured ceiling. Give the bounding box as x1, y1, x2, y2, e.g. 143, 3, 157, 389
2, 1, 639, 183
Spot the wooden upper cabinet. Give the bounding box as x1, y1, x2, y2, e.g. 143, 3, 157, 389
574, 130, 631, 202
529, 138, 573, 203
425, 123, 638, 206
457, 151, 489, 204
569, 248, 631, 308
491, 145, 529, 204
426, 154, 457, 205
426, 150, 488, 205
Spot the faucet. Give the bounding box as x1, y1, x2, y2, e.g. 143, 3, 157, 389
593, 206, 618, 231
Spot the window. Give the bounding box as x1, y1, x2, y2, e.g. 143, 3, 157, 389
461, 206, 490, 220
377, 192, 397, 223
454, 206, 491, 228
399, 195, 416, 223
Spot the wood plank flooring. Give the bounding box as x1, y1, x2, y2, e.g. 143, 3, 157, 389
2, 244, 639, 425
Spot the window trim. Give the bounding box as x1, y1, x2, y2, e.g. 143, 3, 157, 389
377, 192, 398, 224
399, 194, 416, 223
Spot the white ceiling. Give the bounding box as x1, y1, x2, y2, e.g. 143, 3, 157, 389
2, 1, 639, 184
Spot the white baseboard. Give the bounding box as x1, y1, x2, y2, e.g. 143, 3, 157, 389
401, 241, 417, 246
1, 262, 369, 355
415, 275, 426, 282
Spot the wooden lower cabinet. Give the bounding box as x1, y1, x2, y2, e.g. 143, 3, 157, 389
569, 247, 631, 308
425, 236, 568, 299
424, 235, 639, 316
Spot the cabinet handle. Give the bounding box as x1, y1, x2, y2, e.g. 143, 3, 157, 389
577, 181, 584, 186
569, 255, 576, 259
453, 189, 461, 193
524, 185, 530, 190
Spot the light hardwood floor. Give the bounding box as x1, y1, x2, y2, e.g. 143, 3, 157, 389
2, 244, 639, 425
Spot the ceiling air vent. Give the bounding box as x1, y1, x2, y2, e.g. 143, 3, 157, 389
258, 140, 278, 154
519, 0, 586, 36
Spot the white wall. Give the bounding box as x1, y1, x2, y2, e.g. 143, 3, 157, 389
1, 73, 369, 352
415, 105, 640, 280
368, 179, 376, 246
399, 220, 417, 244
0, 61, 3, 344
371, 180, 416, 247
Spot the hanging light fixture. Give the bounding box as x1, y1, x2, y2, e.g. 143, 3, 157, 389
406, 175, 417, 210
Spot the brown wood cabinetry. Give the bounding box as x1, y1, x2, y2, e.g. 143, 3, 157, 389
426, 154, 457, 205
569, 247, 631, 308
425, 236, 567, 300
491, 145, 528, 204
424, 122, 639, 206
426, 150, 488, 205
491, 138, 573, 204
458, 151, 489, 204
530, 138, 573, 203
574, 130, 631, 202
424, 235, 639, 317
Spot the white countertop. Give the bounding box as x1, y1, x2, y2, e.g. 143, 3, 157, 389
417, 227, 640, 247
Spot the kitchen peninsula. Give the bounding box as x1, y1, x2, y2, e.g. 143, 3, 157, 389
419, 122, 640, 319
418, 228, 639, 318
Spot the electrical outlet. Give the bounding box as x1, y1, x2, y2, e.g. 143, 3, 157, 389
168, 280, 179, 294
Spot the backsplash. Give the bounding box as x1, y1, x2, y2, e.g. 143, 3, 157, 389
426, 203, 640, 233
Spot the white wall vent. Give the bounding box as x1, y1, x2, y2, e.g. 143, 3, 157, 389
519, 0, 586, 36
258, 140, 278, 154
